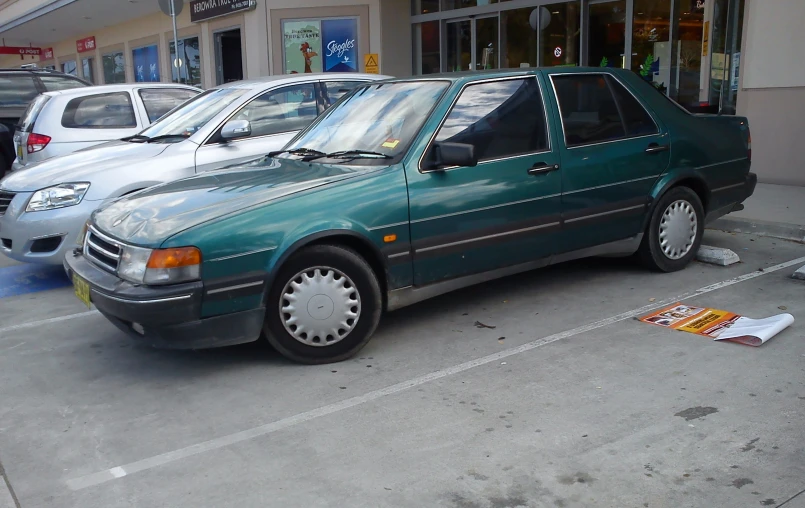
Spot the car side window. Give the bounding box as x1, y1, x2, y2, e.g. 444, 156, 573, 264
139, 88, 200, 123
231, 83, 318, 138
552, 74, 627, 146
39, 75, 89, 92
0, 74, 39, 107
324, 81, 365, 105
61, 92, 137, 129
606, 76, 658, 136
432, 78, 549, 162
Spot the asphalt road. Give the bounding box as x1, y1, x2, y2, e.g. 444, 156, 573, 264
1, 230, 804, 508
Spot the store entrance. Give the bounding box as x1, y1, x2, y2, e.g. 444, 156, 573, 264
445, 15, 499, 73
215, 29, 243, 85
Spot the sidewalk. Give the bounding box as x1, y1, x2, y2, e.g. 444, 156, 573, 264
708, 183, 805, 243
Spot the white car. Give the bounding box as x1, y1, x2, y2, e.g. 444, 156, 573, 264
11, 83, 200, 170
0, 73, 388, 265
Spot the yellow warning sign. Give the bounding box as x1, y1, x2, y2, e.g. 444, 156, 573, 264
364, 53, 379, 74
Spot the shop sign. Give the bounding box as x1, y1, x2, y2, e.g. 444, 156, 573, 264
364, 54, 379, 74
283, 17, 359, 74
41, 48, 54, 60
0, 46, 41, 56
190, 0, 256, 23
76, 36, 96, 53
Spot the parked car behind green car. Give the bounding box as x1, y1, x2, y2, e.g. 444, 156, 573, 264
65, 68, 756, 364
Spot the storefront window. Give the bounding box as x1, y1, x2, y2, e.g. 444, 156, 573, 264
169, 36, 201, 86
540, 2, 580, 67
442, 0, 505, 10
82, 57, 95, 83
476, 16, 499, 70
61, 60, 77, 76
446, 20, 471, 72
413, 0, 439, 15
589, 0, 627, 68
102, 52, 126, 84
414, 21, 440, 74
132, 45, 160, 82
632, 0, 671, 93
501, 8, 537, 69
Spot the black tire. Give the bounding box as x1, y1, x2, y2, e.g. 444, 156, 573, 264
263, 244, 382, 364
0, 152, 7, 180
638, 186, 704, 272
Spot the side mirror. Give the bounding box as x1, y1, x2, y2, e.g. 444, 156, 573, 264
221, 119, 251, 141
427, 142, 477, 171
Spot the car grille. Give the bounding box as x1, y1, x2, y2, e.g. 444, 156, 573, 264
84, 227, 122, 273
0, 191, 15, 216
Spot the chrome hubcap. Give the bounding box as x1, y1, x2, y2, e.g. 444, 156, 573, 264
280, 267, 361, 347
659, 199, 698, 260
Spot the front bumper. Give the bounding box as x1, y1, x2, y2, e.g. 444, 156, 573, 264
64, 250, 265, 350
0, 193, 98, 265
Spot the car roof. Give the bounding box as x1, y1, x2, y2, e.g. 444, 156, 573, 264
382, 66, 627, 83
213, 73, 392, 90
42, 83, 200, 98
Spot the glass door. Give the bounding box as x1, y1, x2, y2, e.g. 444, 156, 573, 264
446, 19, 471, 72
475, 16, 499, 70
589, 0, 627, 68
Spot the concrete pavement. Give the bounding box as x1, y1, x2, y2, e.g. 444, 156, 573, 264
711, 183, 805, 243
1, 230, 804, 507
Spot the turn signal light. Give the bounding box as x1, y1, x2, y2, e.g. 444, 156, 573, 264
146, 247, 201, 269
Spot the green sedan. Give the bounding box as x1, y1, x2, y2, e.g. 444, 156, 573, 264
65, 67, 755, 364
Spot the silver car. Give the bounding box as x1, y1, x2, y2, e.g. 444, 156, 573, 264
0, 73, 388, 265
12, 83, 200, 171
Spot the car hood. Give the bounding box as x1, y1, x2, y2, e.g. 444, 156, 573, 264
1, 141, 172, 192
93, 157, 376, 245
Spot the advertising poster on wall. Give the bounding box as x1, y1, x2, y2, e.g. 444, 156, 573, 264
321, 18, 358, 72
132, 45, 160, 82
283, 20, 322, 74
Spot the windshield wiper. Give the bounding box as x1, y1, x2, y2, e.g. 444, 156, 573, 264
267, 147, 327, 158
325, 150, 392, 159
121, 134, 150, 143
146, 134, 190, 143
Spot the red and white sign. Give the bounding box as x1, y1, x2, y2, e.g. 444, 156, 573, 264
0, 46, 41, 56
41, 48, 54, 60
76, 36, 96, 53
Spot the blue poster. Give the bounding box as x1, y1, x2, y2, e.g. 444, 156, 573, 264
321, 18, 358, 72
132, 45, 160, 82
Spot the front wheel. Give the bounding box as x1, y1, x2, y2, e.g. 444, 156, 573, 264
638, 186, 704, 272
263, 245, 382, 364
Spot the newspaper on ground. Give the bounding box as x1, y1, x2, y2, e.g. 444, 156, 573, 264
639, 303, 794, 346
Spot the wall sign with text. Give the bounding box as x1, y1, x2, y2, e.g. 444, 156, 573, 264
282, 17, 359, 74
0, 46, 41, 56
190, 0, 256, 23
77, 36, 96, 53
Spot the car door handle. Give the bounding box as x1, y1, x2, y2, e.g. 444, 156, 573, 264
645, 143, 669, 154
527, 163, 559, 176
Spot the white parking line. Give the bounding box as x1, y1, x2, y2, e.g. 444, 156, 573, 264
0, 310, 98, 336
64, 255, 805, 491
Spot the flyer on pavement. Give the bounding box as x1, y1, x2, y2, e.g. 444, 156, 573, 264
639, 303, 794, 346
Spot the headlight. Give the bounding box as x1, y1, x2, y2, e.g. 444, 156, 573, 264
117, 245, 201, 285
26, 183, 90, 212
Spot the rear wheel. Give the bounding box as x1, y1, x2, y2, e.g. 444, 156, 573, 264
638, 186, 704, 272
263, 245, 382, 364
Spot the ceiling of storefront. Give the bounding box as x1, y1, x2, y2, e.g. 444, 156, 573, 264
0, 0, 173, 45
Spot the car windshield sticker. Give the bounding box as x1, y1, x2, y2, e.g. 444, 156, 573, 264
382, 139, 400, 149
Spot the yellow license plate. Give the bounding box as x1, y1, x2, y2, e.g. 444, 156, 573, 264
72, 274, 92, 308
16, 144, 23, 159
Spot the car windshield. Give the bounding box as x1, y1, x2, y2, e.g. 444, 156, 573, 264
135, 87, 247, 141
281, 80, 450, 163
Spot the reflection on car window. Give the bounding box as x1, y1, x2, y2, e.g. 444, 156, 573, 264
552, 74, 626, 146
324, 81, 365, 104
433, 78, 549, 161
40, 75, 88, 92
61, 92, 137, 129
283, 81, 450, 164
139, 87, 246, 140
139, 88, 200, 123
607, 76, 658, 136
0, 75, 39, 107
232, 83, 318, 138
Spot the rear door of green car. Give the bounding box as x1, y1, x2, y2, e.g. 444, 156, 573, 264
547, 71, 670, 253
406, 75, 562, 285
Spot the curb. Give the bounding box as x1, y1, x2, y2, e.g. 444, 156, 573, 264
708, 217, 805, 244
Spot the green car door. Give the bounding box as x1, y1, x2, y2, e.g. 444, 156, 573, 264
406, 75, 562, 285
548, 71, 671, 253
